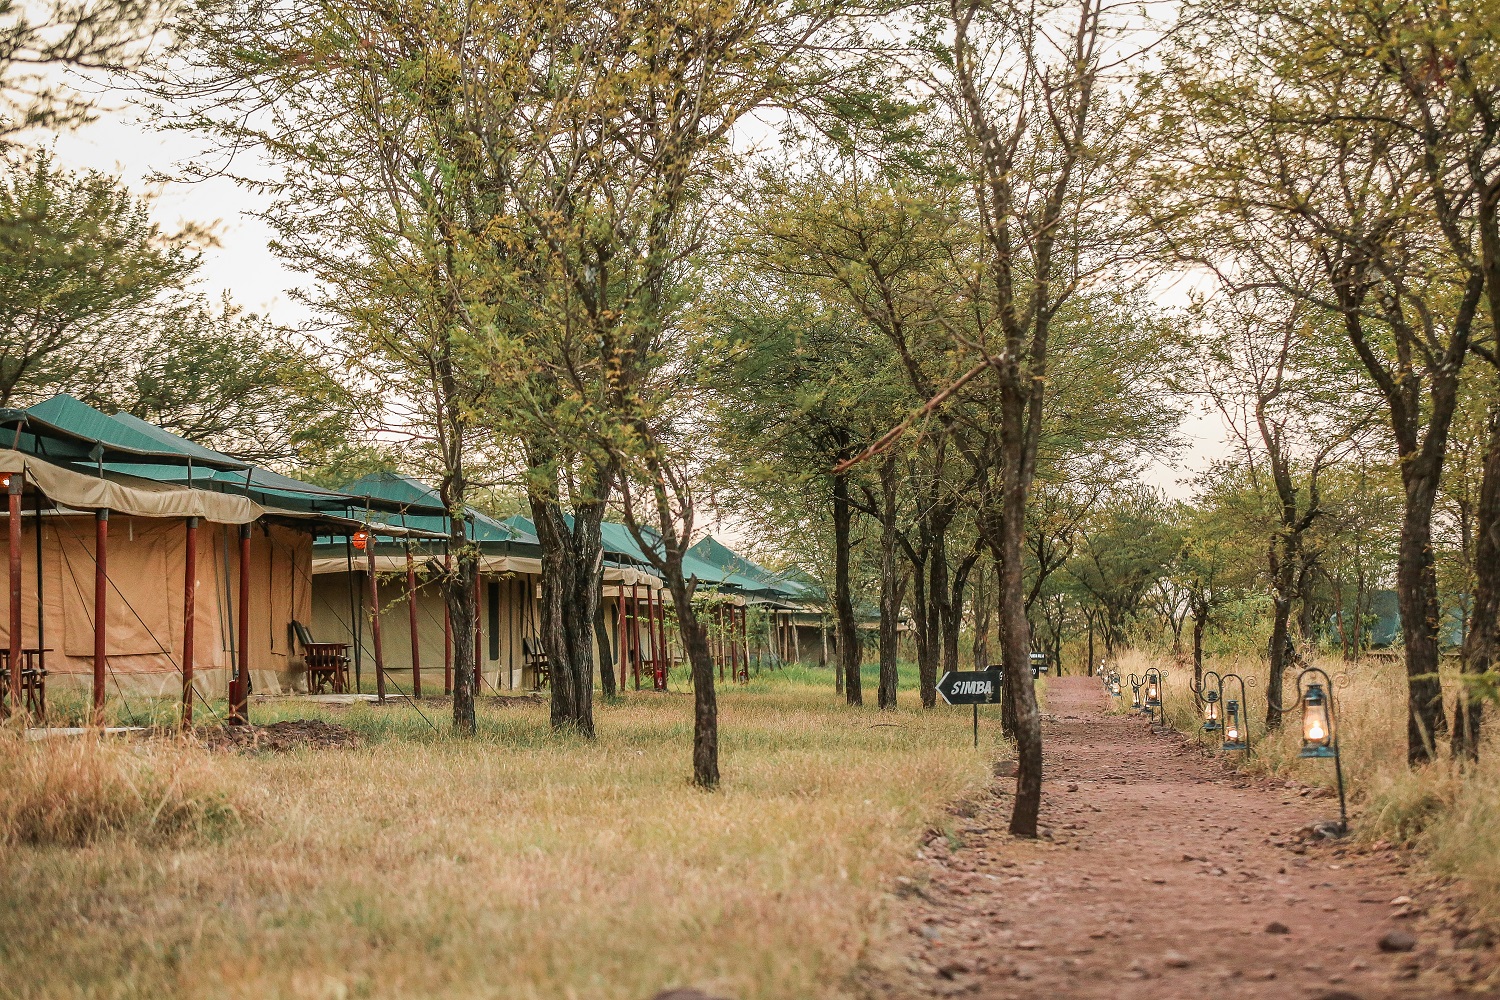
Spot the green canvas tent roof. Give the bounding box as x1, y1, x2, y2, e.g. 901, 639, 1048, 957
322, 473, 535, 548
15, 395, 439, 519
27, 395, 250, 470
2, 396, 249, 470
686, 535, 811, 601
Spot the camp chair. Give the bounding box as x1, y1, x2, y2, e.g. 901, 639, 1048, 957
292, 620, 350, 694
522, 638, 549, 690
0, 648, 48, 718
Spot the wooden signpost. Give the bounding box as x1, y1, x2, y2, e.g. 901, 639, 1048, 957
937, 668, 1002, 748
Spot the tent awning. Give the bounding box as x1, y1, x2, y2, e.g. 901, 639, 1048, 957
1, 450, 261, 524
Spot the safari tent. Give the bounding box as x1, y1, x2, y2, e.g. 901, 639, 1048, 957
0, 396, 440, 719
313, 474, 671, 693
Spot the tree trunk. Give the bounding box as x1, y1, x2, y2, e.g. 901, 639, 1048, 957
1086, 609, 1095, 676
877, 455, 900, 710
1266, 536, 1294, 732
1192, 600, 1206, 684
998, 533, 1041, 836
665, 575, 718, 787
446, 529, 478, 736
908, 555, 937, 706
595, 603, 617, 699
972, 563, 990, 669
529, 483, 609, 737
832, 471, 862, 705
1455, 402, 1499, 761
1397, 469, 1448, 763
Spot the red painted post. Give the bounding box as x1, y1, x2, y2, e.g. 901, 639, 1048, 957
181, 517, 197, 727
654, 587, 667, 690
629, 581, 642, 690
616, 586, 627, 692
230, 524, 251, 725
7, 474, 21, 715
367, 540, 386, 703
405, 542, 422, 698
93, 509, 109, 726
443, 550, 453, 696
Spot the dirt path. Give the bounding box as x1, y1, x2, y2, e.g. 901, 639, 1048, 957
862, 676, 1497, 1000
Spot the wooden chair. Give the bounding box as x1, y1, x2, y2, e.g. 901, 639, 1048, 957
522, 638, 550, 690
293, 621, 350, 694
0, 648, 47, 718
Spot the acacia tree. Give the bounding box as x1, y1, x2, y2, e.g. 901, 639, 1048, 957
1200, 289, 1374, 727
930, 0, 1158, 836
164, 0, 572, 733
1162, 0, 1500, 763
525, 0, 865, 784
707, 286, 883, 703
0, 149, 195, 406
1, 0, 169, 138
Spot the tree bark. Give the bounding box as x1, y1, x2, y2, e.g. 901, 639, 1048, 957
1397, 470, 1448, 762
832, 470, 862, 705
595, 603, 617, 699
877, 454, 901, 710
1455, 404, 1499, 761
529, 472, 610, 737
972, 562, 990, 669
1265, 530, 1296, 731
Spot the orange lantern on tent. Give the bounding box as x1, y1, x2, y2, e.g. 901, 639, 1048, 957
352, 530, 369, 551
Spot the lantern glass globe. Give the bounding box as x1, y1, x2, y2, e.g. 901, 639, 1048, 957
1299, 682, 1335, 758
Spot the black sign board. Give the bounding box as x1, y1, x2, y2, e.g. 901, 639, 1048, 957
938, 670, 1000, 705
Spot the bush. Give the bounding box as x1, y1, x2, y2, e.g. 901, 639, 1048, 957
0, 729, 247, 847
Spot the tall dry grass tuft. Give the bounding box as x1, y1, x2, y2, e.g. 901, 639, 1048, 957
0, 729, 248, 846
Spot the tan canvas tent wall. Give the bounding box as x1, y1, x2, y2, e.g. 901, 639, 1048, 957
310, 560, 669, 693
0, 515, 314, 699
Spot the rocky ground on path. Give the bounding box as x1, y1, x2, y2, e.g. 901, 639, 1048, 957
860, 676, 1498, 1000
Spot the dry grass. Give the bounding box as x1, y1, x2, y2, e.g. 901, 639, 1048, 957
0, 728, 247, 847
1112, 647, 1500, 922
0, 669, 993, 1000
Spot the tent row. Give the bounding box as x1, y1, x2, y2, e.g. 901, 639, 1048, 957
0, 394, 846, 724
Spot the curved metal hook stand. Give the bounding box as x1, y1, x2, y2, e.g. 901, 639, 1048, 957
1218, 672, 1250, 752
1266, 665, 1348, 834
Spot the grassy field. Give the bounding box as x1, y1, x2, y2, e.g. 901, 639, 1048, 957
0, 665, 995, 1000
1121, 648, 1500, 923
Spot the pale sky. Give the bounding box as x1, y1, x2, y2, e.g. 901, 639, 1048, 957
28, 88, 1228, 503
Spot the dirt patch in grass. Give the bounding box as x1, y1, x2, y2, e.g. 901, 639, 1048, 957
192, 719, 362, 753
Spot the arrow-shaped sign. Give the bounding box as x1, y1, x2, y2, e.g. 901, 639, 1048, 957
937, 669, 1002, 705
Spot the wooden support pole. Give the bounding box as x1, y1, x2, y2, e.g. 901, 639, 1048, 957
629, 581, 641, 690
181, 517, 197, 728
7, 474, 21, 715
367, 540, 386, 703
654, 587, 668, 690
230, 523, 251, 725
617, 587, 627, 693
93, 509, 109, 726
717, 605, 725, 682
730, 606, 740, 683
443, 549, 453, 696
405, 541, 422, 698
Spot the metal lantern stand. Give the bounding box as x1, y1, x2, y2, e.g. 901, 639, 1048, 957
1269, 666, 1349, 835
